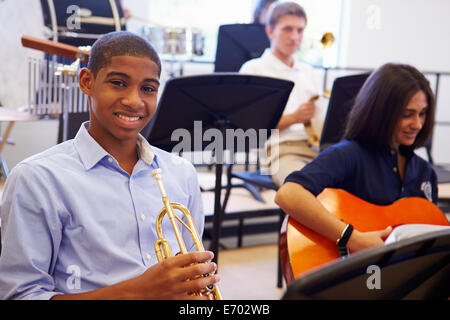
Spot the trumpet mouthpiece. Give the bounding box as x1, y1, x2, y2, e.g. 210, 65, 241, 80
151, 168, 162, 180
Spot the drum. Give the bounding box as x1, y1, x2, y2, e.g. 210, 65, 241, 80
141, 26, 204, 56
40, 0, 126, 47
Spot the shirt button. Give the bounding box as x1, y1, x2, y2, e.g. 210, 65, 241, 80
393, 167, 398, 173
146, 253, 151, 260
140, 213, 146, 221
108, 157, 113, 163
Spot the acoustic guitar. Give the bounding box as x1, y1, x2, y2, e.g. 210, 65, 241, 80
279, 188, 450, 285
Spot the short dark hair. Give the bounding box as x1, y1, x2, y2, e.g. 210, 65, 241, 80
343, 63, 435, 150
87, 31, 162, 78
266, 1, 307, 28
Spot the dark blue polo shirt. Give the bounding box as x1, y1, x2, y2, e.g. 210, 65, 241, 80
285, 139, 438, 205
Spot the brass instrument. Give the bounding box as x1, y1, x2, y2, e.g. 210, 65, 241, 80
304, 30, 334, 147
320, 32, 335, 49
304, 91, 329, 147
151, 169, 222, 300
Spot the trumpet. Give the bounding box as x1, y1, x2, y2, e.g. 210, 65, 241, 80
151, 168, 222, 300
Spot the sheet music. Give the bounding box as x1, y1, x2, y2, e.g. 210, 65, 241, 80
384, 224, 450, 245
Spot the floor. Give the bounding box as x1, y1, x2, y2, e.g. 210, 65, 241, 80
198, 169, 287, 299
216, 243, 285, 300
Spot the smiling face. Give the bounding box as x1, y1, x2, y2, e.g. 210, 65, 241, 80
392, 90, 428, 149
79, 55, 160, 148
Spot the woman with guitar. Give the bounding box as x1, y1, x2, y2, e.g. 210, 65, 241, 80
275, 63, 443, 258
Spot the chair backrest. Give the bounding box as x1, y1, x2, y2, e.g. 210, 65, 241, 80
319, 73, 370, 151
57, 112, 90, 143
214, 23, 270, 72
40, 0, 126, 47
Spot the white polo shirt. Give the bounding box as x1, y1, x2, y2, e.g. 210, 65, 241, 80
239, 49, 321, 143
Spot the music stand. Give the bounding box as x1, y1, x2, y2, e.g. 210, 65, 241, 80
146, 73, 294, 262
319, 73, 370, 151
214, 23, 270, 72
282, 228, 450, 300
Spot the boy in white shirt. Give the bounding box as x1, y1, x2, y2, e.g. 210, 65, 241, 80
240, 1, 321, 186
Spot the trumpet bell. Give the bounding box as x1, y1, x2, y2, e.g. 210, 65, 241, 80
320, 32, 335, 49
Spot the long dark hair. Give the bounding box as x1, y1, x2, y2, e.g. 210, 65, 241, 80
343, 63, 435, 150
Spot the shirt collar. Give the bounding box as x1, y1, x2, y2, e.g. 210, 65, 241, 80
399, 145, 415, 159
261, 48, 302, 72
73, 122, 155, 170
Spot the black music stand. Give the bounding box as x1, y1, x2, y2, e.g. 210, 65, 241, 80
282, 228, 450, 300
214, 23, 272, 202
146, 74, 294, 263
214, 23, 270, 72
319, 73, 370, 151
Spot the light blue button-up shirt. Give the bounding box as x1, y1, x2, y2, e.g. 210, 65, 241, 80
0, 123, 204, 300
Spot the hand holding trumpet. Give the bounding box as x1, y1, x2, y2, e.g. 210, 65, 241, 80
276, 94, 318, 131
129, 251, 220, 300
291, 94, 318, 124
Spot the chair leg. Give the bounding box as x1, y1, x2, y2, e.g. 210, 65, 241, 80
277, 211, 285, 288
237, 218, 244, 247
0, 154, 9, 179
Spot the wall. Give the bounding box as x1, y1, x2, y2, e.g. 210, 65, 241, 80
0, 0, 59, 172
0, 0, 151, 171
1, 0, 449, 172
338, 0, 450, 164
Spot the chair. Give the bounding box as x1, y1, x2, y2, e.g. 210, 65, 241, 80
319, 72, 370, 151
424, 137, 450, 184
223, 165, 286, 288
57, 112, 90, 143
214, 23, 269, 72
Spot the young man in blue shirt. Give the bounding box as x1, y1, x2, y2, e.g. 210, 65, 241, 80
0, 31, 219, 300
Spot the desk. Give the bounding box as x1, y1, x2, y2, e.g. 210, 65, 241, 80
0, 108, 40, 177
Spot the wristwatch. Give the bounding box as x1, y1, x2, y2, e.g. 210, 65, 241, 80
336, 224, 354, 257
